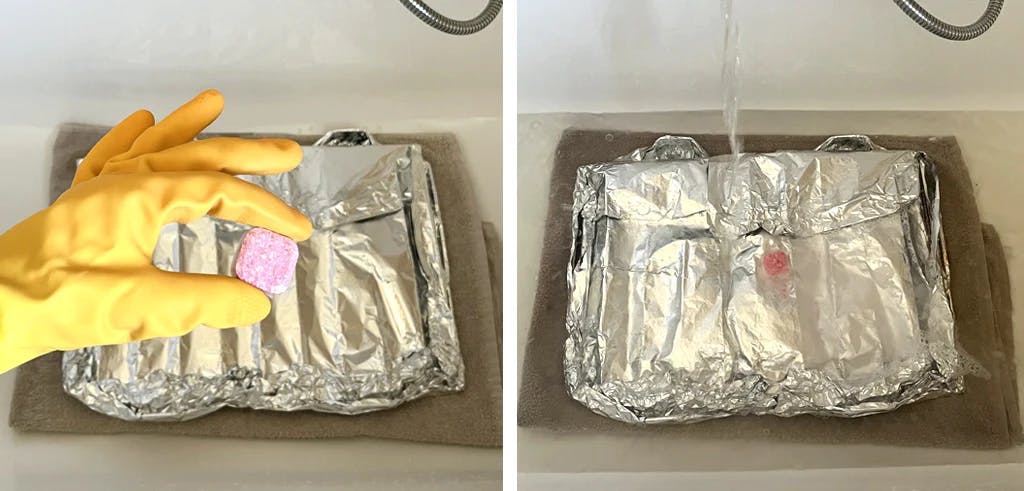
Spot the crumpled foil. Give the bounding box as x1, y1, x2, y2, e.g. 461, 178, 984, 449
63, 134, 464, 420
565, 134, 964, 424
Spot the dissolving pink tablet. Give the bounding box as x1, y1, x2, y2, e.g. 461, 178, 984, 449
235, 228, 299, 296
762, 250, 790, 276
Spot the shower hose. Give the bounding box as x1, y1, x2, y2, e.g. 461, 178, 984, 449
398, 0, 502, 35
894, 0, 1003, 41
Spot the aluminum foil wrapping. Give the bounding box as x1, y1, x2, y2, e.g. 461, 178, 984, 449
565, 135, 964, 424
63, 135, 464, 420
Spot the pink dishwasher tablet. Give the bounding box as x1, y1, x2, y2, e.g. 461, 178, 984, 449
235, 228, 299, 295
762, 250, 790, 277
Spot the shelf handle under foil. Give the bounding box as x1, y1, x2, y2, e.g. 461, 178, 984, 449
816, 135, 886, 153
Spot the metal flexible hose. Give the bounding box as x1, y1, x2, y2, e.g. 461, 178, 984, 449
398, 0, 502, 35
893, 0, 1003, 41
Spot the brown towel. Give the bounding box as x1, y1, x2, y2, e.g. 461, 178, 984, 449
984, 224, 1022, 444
483, 222, 503, 370
518, 130, 1020, 449
9, 125, 502, 448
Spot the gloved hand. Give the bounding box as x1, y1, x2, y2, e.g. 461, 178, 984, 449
0, 89, 312, 373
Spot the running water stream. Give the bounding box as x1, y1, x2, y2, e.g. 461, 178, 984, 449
721, 0, 742, 158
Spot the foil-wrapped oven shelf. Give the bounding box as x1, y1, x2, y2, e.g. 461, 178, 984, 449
565, 135, 963, 424
63, 133, 463, 421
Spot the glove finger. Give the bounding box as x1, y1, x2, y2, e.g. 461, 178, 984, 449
112, 89, 224, 161
73, 109, 154, 186
105, 171, 312, 241
108, 268, 270, 342
100, 137, 303, 176
22, 269, 268, 348
124, 269, 271, 341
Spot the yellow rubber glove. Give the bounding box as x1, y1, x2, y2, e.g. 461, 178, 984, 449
0, 89, 312, 373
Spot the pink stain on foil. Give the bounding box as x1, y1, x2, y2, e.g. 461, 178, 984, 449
763, 251, 790, 276
235, 228, 299, 295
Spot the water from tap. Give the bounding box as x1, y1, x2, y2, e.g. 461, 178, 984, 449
721, 0, 742, 158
